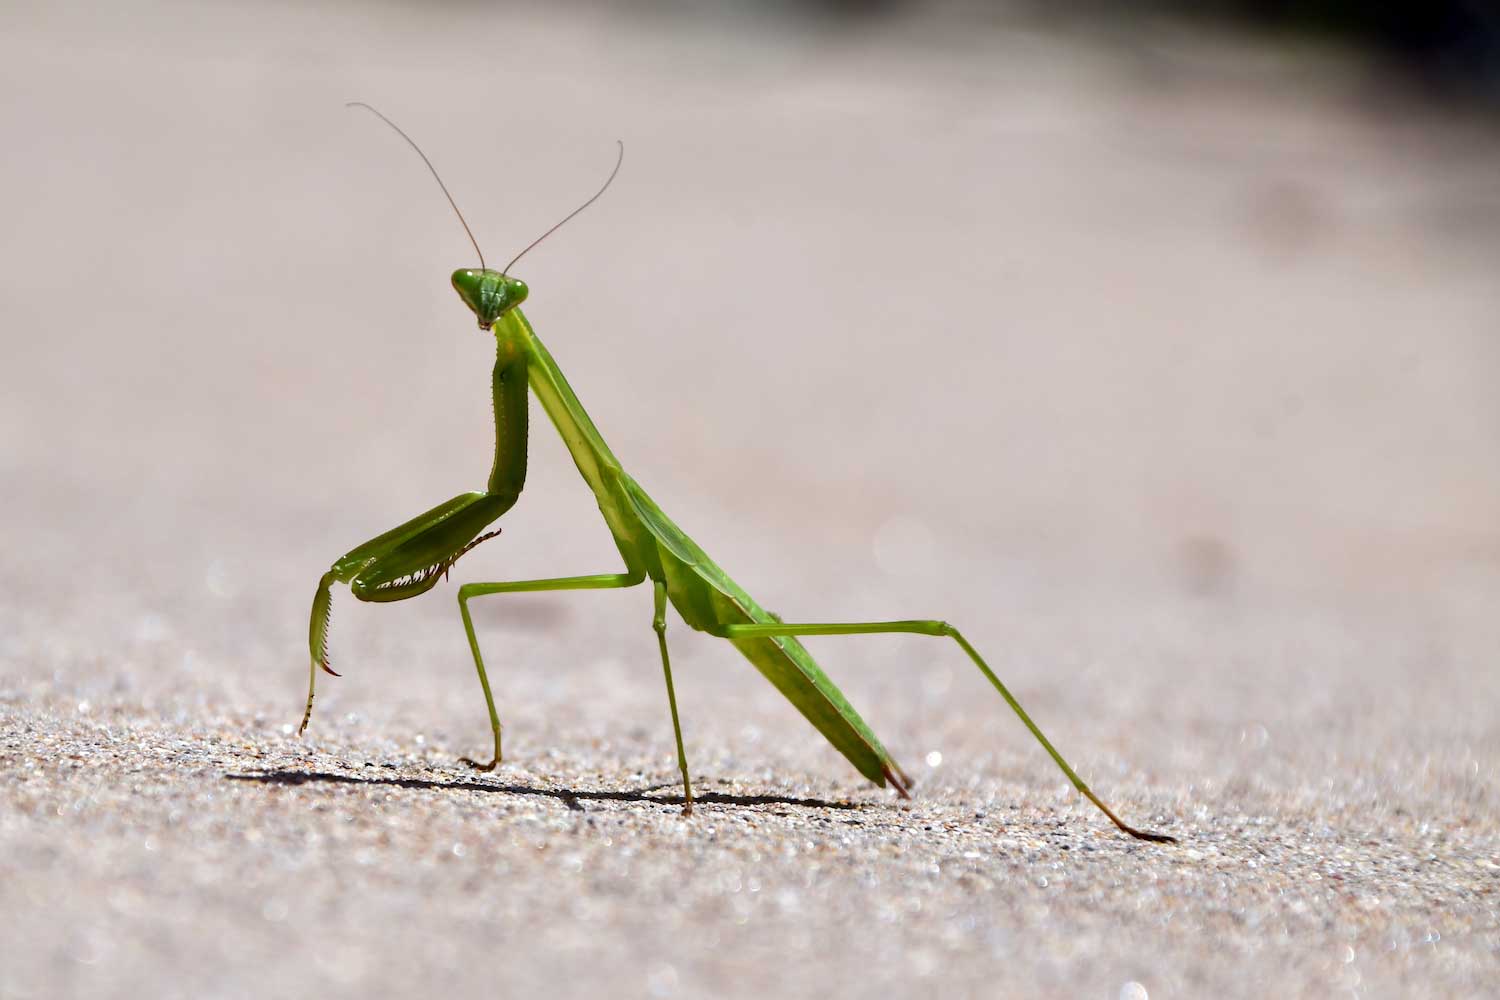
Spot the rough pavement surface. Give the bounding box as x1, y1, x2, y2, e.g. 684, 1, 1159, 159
2, 3, 1497, 998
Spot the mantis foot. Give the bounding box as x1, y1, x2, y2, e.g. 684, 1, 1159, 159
461, 755, 500, 772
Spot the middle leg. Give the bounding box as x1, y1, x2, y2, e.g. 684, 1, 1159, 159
652, 581, 694, 816
457, 571, 644, 770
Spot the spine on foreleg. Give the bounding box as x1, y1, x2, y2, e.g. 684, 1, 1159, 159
309, 570, 339, 676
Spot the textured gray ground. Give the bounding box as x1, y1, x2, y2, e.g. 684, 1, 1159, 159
2, 3, 1498, 998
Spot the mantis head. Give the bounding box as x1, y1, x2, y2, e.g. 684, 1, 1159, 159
452, 269, 528, 329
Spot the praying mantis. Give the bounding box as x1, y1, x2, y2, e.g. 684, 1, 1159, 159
301, 104, 1175, 842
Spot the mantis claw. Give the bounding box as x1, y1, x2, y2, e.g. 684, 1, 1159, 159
445, 529, 503, 582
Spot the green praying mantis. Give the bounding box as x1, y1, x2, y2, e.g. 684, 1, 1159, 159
302, 104, 1175, 842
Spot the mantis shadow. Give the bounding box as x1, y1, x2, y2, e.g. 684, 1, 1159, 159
225, 768, 864, 813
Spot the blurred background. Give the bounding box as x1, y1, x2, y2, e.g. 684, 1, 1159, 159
2, 1, 1498, 997
5, 0, 1498, 676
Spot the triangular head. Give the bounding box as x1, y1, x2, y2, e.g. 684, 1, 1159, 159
452, 269, 528, 329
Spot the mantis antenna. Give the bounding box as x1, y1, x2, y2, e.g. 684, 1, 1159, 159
501, 140, 624, 276
346, 101, 487, 271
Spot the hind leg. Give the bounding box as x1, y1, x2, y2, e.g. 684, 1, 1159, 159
709, 618, 1174, 843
